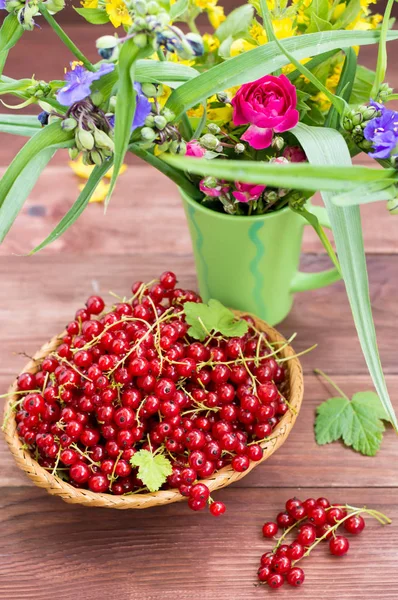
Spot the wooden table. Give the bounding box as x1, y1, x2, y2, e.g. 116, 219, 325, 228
1, 24, 398, 600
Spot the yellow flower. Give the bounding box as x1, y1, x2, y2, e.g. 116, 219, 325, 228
203, 33, 220, 52
105, 0, 132, 28
81, 0, 98, 7
313, 91, 331, 112
194, 0, 217, 8
230, 38, 256, 57
207, 104, 232, 123
332, 2, 346, 20
70, 155, 126, 181
157, 84, 172, 108
249, 22, 267, 45
208, 5, 226, 29
273, 17, 297, 39
78, 179, 111, 204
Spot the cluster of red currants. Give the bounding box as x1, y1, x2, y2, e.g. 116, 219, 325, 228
258, 496, 368, 588
13, 271, 289, 514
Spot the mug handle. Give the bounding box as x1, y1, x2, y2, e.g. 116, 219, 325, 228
290, 205, 342, 293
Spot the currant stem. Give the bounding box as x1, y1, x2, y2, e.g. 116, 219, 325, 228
314, 368, 350, 401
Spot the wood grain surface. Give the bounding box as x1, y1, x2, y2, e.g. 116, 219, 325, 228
1, 23, 398, 600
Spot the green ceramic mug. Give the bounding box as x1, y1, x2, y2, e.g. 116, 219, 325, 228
180, 189, 341, 326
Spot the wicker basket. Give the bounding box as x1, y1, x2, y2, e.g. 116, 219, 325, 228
3, 312, 304, 509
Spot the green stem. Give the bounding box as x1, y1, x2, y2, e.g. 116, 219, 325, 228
188, 18, 200, 34
371, 0, 395, 99
314, 368, 350, 401
38, 4, 95, 72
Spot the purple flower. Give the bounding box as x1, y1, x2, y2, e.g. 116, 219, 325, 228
0, 0, 6, 9
108, 83, 151, 131
56, 63, 115, 107
364, 108, 398, 159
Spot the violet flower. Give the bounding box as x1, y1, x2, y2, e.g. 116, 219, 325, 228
364, 108, 398, 159
0, 0, 6, 9
56, 63, 115, 107
108, 83, 151, 131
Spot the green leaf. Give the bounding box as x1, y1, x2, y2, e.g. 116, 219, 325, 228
73, 7, 109, 24
170, 0, 189, 21
184, 299, 249, 341
315, 396, 351, 444
166, 29, 398, 118
315, 391, 388, 456
29, 159, 113, 254
135, 60, 199, 85
325, 47, 357, 130
215, 4, 255, 42
315, 390, 391, 456
290, 204, 340, 272
163, 154, 396, 192
307, 0, 329, 21
307, 13, 333, 33
350, 65, 374, 105
106, 39, 140, 209
130, 449, 173, 492
0, 147, 55, 243
0, 113, 41, 137
0, 122, 74, 215
333, 180, 398, 207
292, 123, 398, 431
287, 50, 339, 82
0, 14, 23, 76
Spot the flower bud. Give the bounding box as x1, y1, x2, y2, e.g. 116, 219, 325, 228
44, 0, 65, 14
377, 82, 393, 103
161, 107, 175, 122
94, 128, 114, 151
234, 143, 245, 154
108, 96, 117, 111
185, 33, 204, 57
96, 35, 119, 50
82, 152, 95, 166
77, 129, 95, 151
216, 92, 229, 103
37, 111, 49, 126
200, 133, 219, 150
154, 115, 167, 130
61, 117, 78, 132
170, 140, 187, 155
134, 33, 148, 49
144, 114, 155, 127
6, 0, 24, 10
207, 123, 221, 134
202, 176, 218, 188
141, 83, 161, 98
18, 5, 37, 31
147, 1, 160, 14
91, 90, 103, 107
134, 0, 147, 15
271, 136, 284, 151
141, 126, 157, 141
90, 150, 104, 166
68, 147, 79, 160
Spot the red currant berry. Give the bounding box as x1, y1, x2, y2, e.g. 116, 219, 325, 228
210, 501, 226, 517
329, 535, 349, 556
308, 506, 327, 526
257, 566, 271, 582
327, 506, 347, 525
267, 573, 284, 589
276, 511, 295, 529
297, 523, 317, 546
262, 522, 278, 538
344, 514, 365, 535
272, 555, 291, 575
286, 567, 305, 587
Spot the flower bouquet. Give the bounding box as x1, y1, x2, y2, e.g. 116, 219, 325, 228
0, 0, 397, 431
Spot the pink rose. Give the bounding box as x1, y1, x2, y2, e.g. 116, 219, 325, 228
231, 74, 299, 150
199, 179, 229, 197
283, 146, 306, 162
232, 182, 266, 203
186, 140, 206, 157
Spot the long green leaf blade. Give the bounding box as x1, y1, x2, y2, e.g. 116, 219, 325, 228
166, 29, 398, 117
106, 39, 139, 209
292, 122, 397, 430
0, 14, 23, 76
162, 155, 396, 192
0, 113, 41, 136
0, 121, 73, 211
0, 147, 55, 242
29, 159, 113, 254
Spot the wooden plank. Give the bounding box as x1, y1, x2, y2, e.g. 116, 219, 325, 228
0, 166, 397, 256
0, 486, 396, 600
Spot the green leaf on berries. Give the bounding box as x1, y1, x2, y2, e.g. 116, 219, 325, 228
183, 299, 249, 341
315, 391, 391, 456
129, 450, 173, 492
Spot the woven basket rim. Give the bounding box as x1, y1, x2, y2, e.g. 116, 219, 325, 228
3, 311, 304, 509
